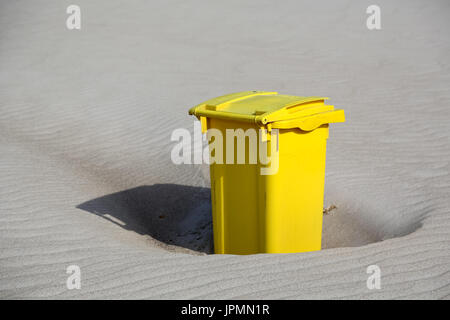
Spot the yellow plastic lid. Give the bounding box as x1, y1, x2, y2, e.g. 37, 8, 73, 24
189, 91, 345, 131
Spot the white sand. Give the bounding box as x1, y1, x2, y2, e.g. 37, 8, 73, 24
1, 0, 449, 299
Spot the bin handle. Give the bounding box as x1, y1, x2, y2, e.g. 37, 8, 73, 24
270, 109, 345, 131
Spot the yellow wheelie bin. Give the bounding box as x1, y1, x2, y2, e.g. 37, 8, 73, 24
189, 91, 345, 254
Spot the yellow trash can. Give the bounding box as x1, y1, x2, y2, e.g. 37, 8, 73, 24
189, 91, 345, 254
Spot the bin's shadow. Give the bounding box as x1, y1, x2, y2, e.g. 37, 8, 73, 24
76, 184, 213, 254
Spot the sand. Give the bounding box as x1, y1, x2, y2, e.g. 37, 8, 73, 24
1, 0, 449, 299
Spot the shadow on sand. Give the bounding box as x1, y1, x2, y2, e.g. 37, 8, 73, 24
77, 184, 213, 254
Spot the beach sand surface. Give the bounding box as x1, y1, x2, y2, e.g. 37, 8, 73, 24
1, 0, 449, 299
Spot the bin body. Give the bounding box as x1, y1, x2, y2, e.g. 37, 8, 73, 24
189, 91, 344, 254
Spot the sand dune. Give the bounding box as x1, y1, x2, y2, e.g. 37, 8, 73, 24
1, 0, 449, 299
